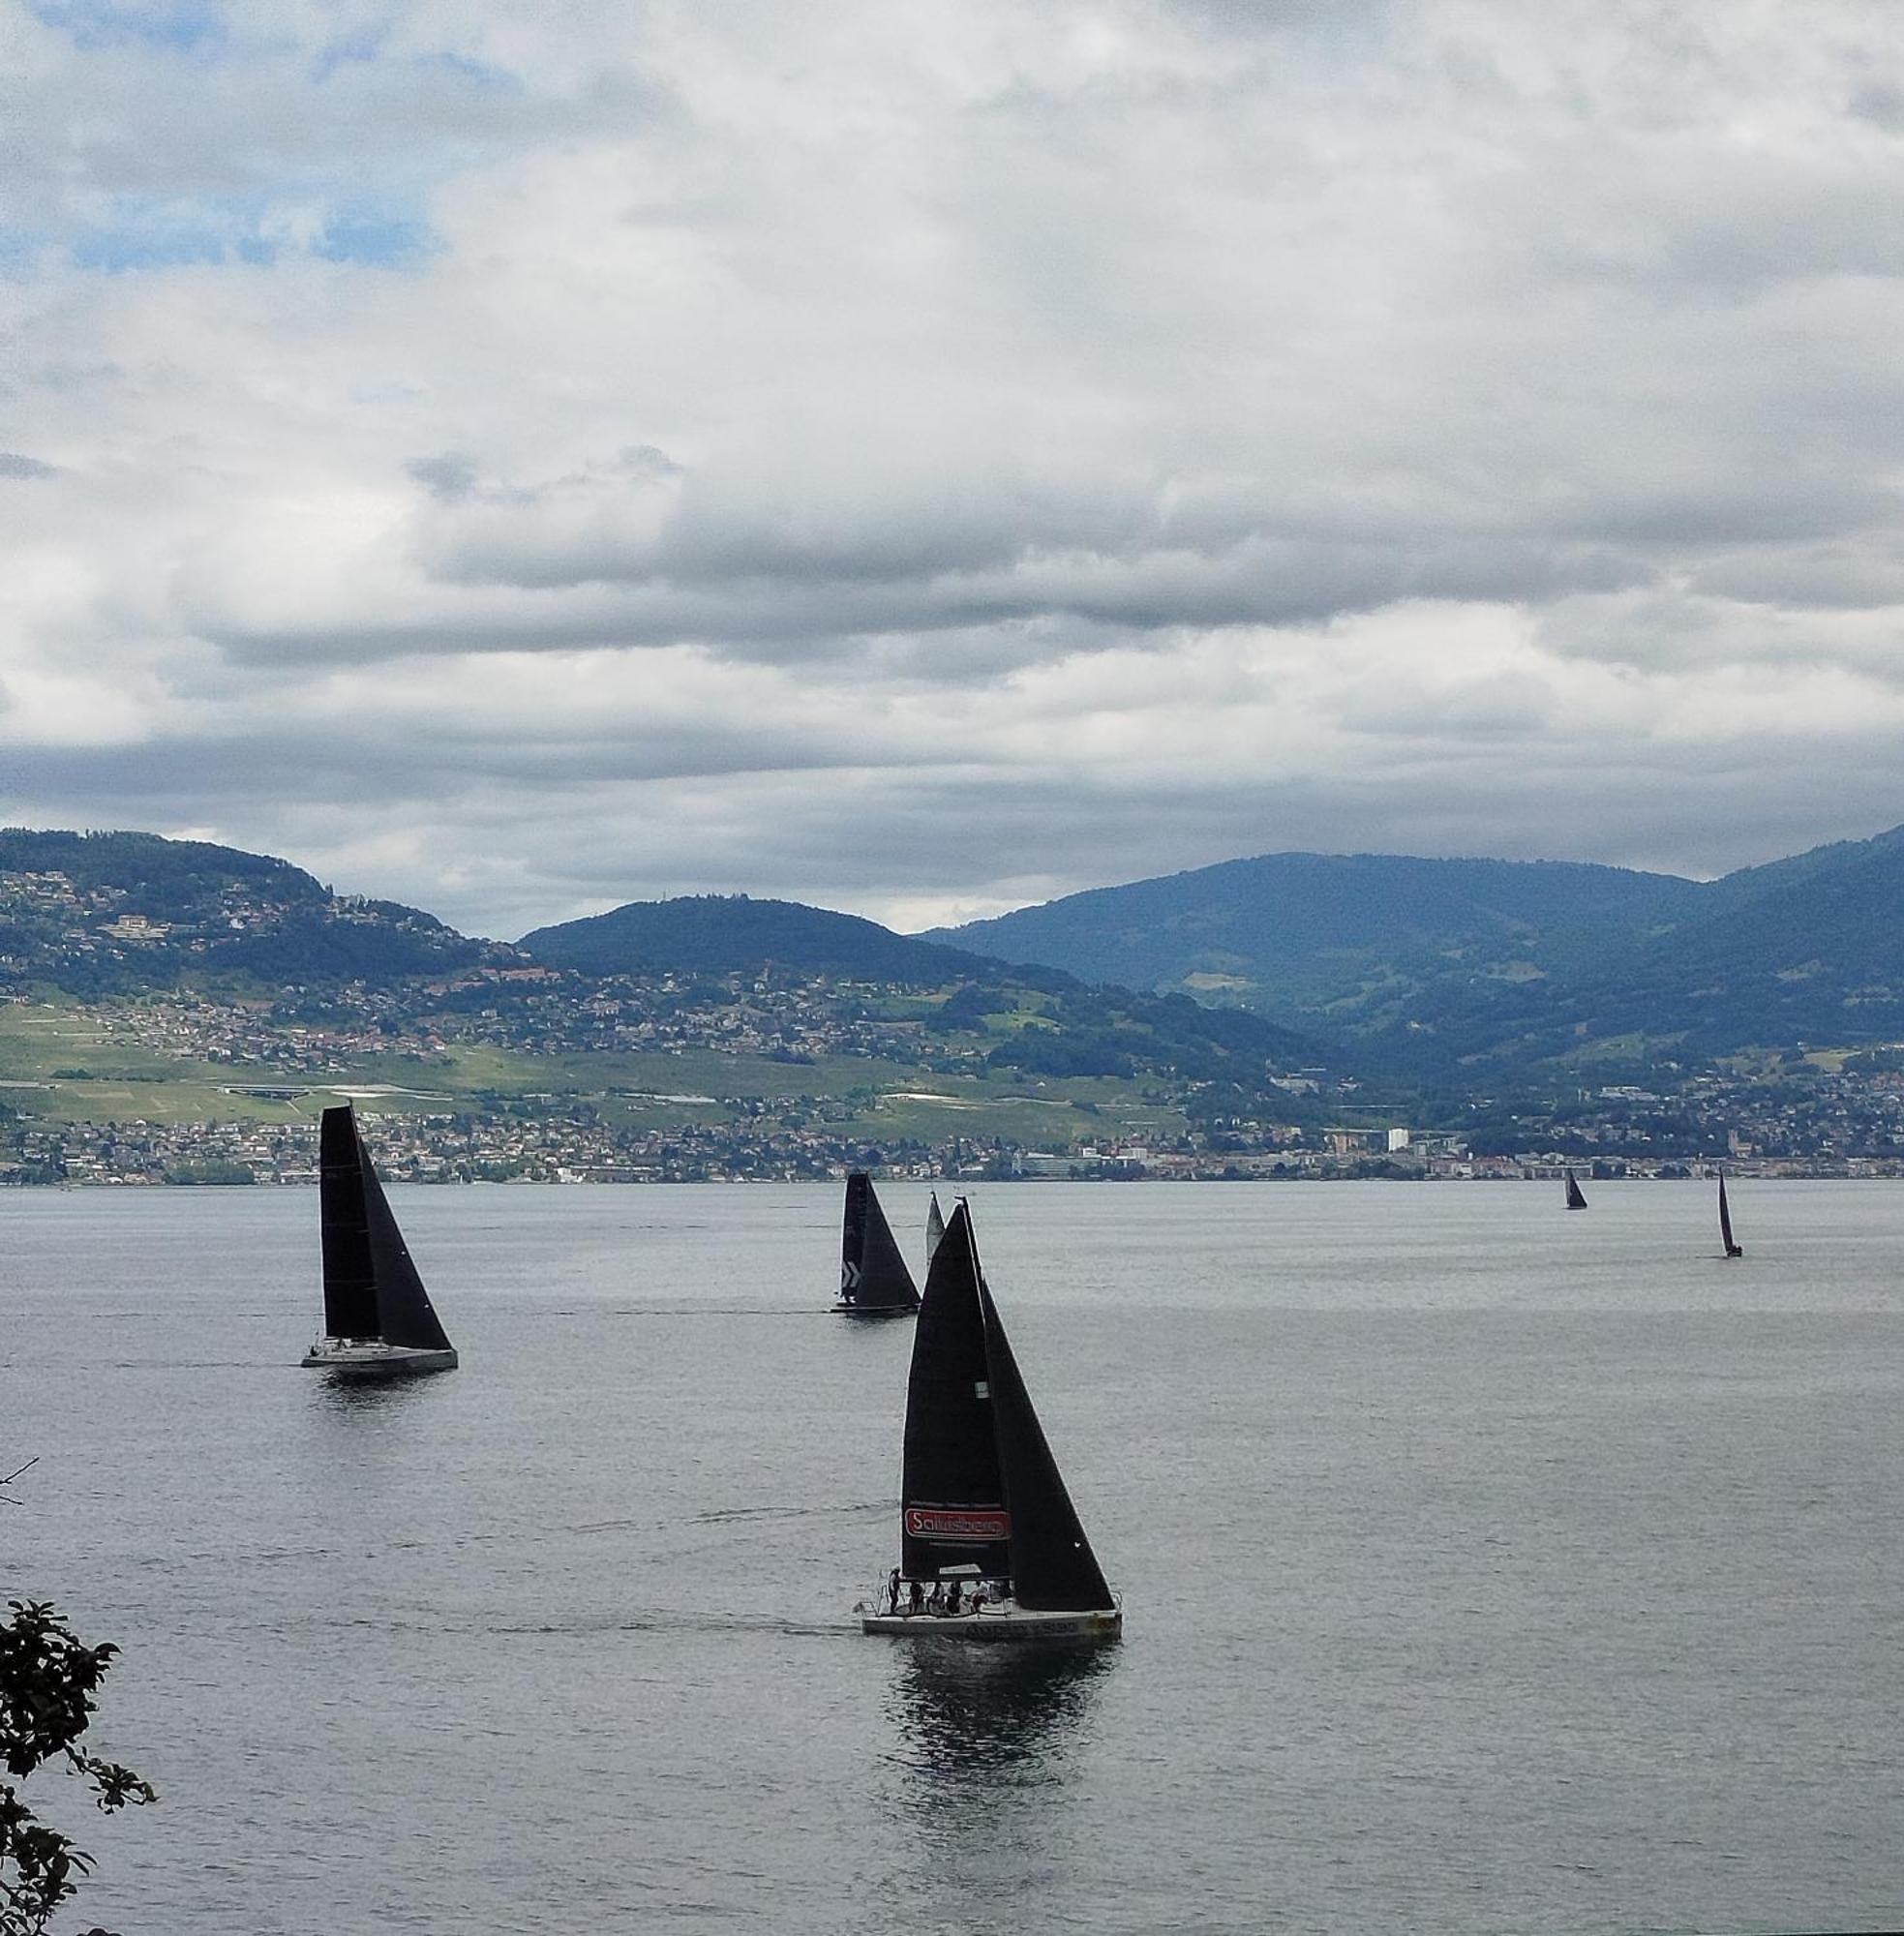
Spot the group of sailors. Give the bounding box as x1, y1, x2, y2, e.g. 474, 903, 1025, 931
884, 1568, 1009, 1618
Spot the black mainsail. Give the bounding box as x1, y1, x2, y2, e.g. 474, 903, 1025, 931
838, 1171, 921, 1313
925, 1192, 946, 1265
317, 1105, 454, 1353
899, 1202, 1114, 1612
1718, 1171, 1742, 1257
318, 1104, 381, 1340
1564, 1168, 1588, 1211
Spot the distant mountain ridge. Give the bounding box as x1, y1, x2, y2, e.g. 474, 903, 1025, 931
931, 828, 1904, 1067
1386, 823, 1904, 1069
932, 851, 1699, 1029
12, 821, 1904, 1082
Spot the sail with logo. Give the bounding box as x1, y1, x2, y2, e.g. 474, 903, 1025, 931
859, 1198, 1120, 1640
834, 1171, 921, 1316
302, 1105, 458, 1378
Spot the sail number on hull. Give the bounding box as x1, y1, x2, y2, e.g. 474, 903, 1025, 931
903, 1507, 1012, 1542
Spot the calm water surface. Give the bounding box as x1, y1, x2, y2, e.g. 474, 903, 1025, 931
5, 1179, 1904, 1934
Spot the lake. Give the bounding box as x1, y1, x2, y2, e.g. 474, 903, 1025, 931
6, 1178, 1903, 1934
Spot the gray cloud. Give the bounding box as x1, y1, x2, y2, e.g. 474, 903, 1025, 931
7, 1, 1904, 934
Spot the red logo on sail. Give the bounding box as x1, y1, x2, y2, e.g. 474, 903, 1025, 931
905, 1506, 1011, 1542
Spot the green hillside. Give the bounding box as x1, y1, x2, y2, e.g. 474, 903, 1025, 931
0, 828, 498, 994
1388, 825, 1904, 1070
935, 851, 1700, 1029
936, 828, 1904, 1074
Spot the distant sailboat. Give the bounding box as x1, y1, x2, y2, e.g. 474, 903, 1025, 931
1718, 1171, 1743, 1258
925, 1192, 946, 1265
302, 1106, 458, 1378
1564, 1168, 1588, 1211
860, 1199, 1121, 1641
835, 1171, 922, 1315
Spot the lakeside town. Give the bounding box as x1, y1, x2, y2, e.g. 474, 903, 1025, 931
12, 1109, 1904, 1186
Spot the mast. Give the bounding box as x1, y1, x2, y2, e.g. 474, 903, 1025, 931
318, 1106, 380, 1340
900, 1203, 1010, 1580
839, 1172, 922, 1312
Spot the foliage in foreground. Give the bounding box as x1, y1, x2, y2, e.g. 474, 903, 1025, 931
0, 1600, 154, 1936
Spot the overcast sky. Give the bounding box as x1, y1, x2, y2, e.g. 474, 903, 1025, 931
5, 1, 1904, 938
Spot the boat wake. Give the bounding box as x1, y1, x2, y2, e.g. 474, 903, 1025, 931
692, 1500, 888, 1525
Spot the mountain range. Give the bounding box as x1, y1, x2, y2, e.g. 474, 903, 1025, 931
6, 820, 1904, 1088
932, 826, 1904, 1073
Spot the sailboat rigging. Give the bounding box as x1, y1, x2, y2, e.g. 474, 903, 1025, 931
301, 1105, 458, 1378
835, 1171, 922, 1315
860, 1199, 1120, 1641
1717, 1171, 1743, 1258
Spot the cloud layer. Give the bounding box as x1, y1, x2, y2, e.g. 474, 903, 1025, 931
6, 0, 1904, 935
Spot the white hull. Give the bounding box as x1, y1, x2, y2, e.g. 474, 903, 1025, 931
860, 1599, 1121, 1642
301, 1341, 458, 1379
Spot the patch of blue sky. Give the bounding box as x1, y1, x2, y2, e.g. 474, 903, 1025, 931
30, 0, 229, 57
0, 228, 57, 278
67, 192, 438, 274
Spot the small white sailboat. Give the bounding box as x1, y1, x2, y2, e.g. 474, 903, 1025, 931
301, 1106, 458, 1378
859, 1199, 1120, 1642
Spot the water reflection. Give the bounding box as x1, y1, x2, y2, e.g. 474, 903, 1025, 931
305, 1368, 457, 1421
888, 1638, 1113, 1796
878, 1641, 1115, 1913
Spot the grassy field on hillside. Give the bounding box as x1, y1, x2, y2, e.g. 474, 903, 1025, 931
0, 998, 1191, 1145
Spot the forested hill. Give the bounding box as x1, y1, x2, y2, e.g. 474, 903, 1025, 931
934, 828, 1904, 1068
518, 892, 1323, 1086
933, 851, 1700, 1029
1377, 823, 1904, 1069
0, 833, 1328, 1100
0, 828, 500, 993
520, 893, 994, 984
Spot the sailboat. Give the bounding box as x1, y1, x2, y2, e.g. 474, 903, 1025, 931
925, 1192, 946, 1265
301, 1105, 459, 1378
1718, 1171, 1744, 1258
1564, 1167, 1588, 1211
860, 1199, 1120, 1641
835, 1171, 922, 1315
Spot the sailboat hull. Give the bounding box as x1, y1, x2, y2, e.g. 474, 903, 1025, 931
301, 1340, 459, 1378
860, 1600, 1121, 1642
